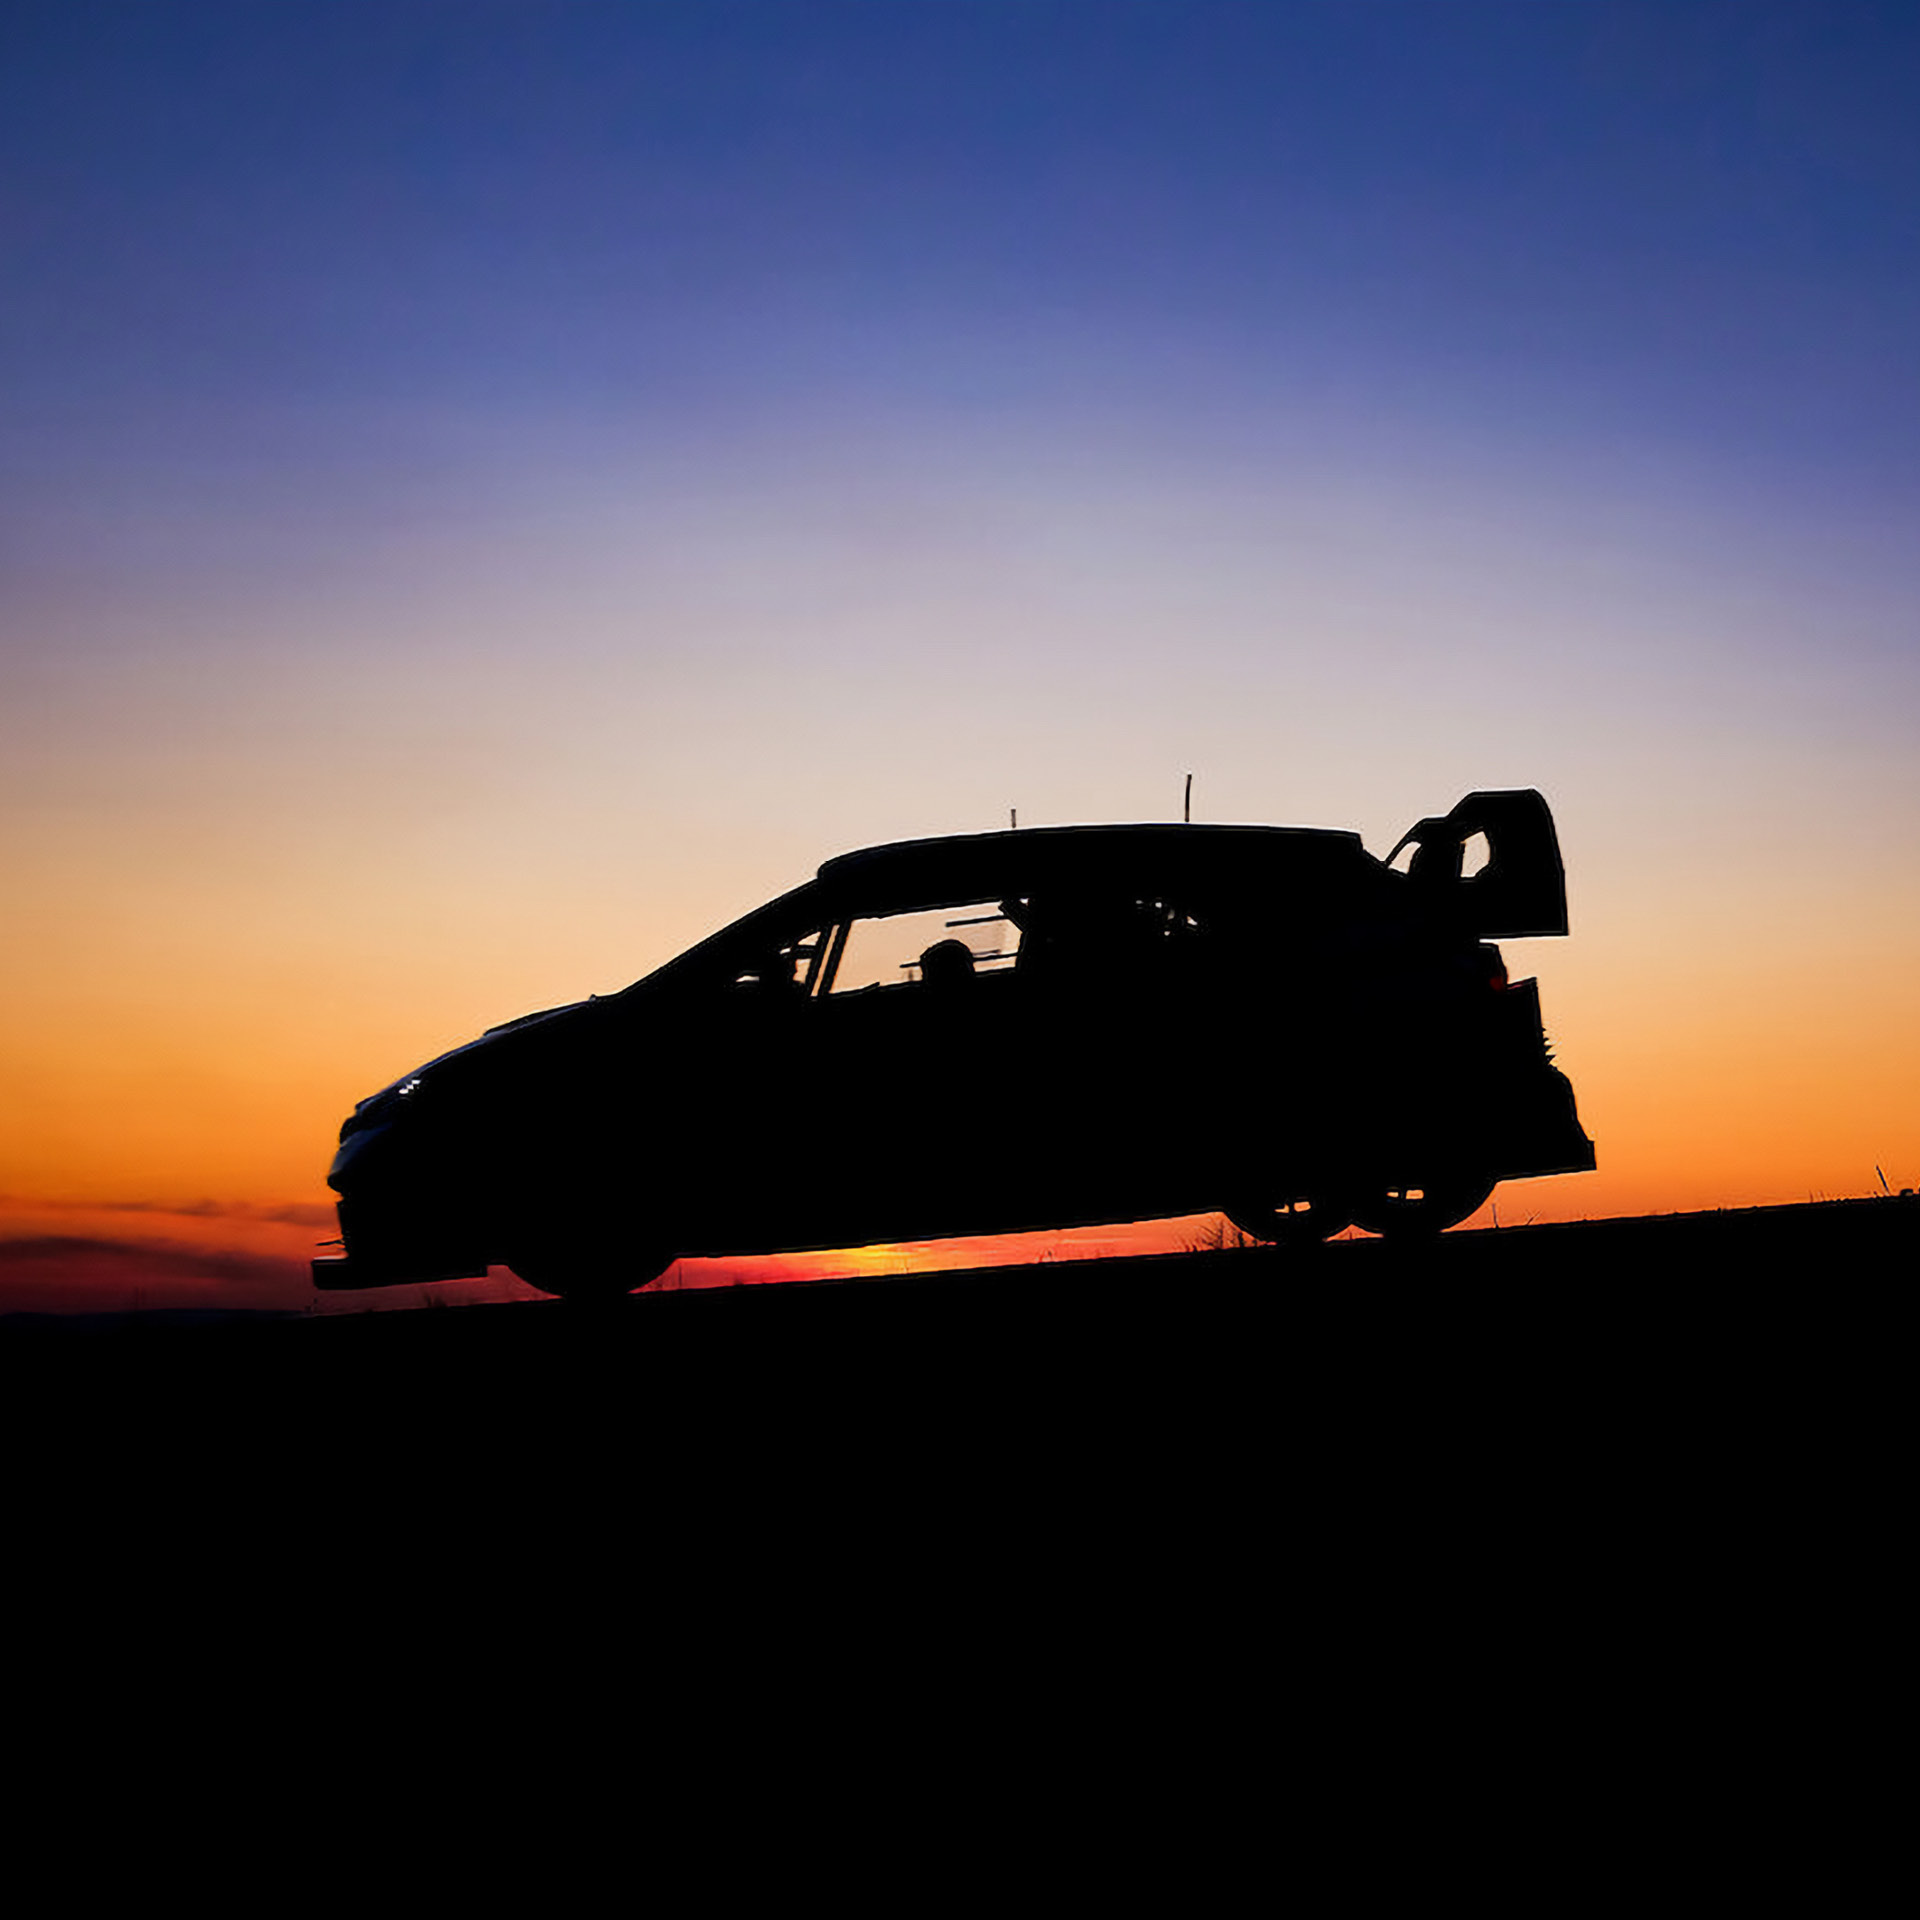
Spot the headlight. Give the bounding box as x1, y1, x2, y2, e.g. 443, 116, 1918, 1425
340, 1073, 427, 1141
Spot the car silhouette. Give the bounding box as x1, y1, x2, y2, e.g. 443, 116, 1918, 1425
314, 790, 1594, 1299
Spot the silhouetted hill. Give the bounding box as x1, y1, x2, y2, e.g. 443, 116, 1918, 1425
7, 1197, 1906, 1661
7, 1195, 1909, 1431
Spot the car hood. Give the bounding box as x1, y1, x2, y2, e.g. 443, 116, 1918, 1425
340, 996, 604, 1137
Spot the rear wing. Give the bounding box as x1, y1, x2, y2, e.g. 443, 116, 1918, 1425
1386, 790, 1570, 938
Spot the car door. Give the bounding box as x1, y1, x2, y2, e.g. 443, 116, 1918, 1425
804, 899, 1029, 1245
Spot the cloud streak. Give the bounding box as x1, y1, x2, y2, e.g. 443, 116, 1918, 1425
0, 1194, 335, 1228
0, 1233, 308, 1314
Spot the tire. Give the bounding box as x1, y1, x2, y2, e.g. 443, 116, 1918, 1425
1349, 1176, 1494, 1239
1223, 1193, 1354, 1248
505, 1237, 677, 1301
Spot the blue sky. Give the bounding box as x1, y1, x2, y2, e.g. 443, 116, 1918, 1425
11, 1, 1920, 555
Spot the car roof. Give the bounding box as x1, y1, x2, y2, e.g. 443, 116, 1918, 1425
629, 821, 1379, 996
815, 822, 1369, 918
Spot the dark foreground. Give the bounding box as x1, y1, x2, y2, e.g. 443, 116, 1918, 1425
7, 1196, 1908, 1719
6, 1195, 1911, 1438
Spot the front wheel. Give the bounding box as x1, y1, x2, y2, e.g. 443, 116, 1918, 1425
1349, 1176, 1494, 1239
505, 1237, 678, 1301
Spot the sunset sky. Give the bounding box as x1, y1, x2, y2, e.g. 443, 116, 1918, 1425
4, 1, 1917, 1312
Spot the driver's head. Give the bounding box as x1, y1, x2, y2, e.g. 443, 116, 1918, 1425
918, 939, 975, 987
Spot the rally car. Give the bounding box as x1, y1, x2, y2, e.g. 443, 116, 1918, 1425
315, 790, 1593, 1298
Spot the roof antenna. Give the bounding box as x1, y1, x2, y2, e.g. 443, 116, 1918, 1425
1184, 773, 1192, 824
1010, 807, 1017, 830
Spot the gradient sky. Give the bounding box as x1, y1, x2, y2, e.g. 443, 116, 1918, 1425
4, 0, 1918, 1311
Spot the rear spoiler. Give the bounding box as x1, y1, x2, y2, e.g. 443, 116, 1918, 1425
1386, 790, 1570, 938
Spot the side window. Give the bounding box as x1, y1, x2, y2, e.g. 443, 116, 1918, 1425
823, 903, 1021, 996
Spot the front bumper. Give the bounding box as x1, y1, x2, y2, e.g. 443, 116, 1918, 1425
311, 1247, 490, 1290
316, 1117, 493, 1290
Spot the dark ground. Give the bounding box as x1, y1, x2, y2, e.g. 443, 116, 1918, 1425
7, 1195, 1906, 1787
6, 1194, 1909, 1453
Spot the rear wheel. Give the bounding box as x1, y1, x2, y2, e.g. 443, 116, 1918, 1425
1223, 1193, 1354, 1248
1349, 1176, 1494, 1239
